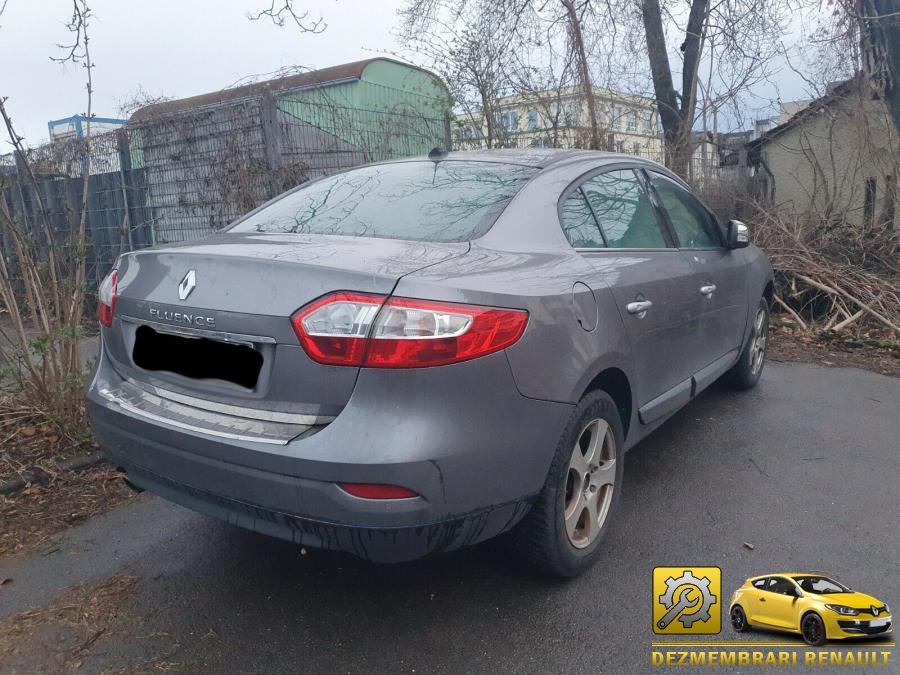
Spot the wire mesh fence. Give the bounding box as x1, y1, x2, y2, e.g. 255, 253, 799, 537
2, 93, 750, 289
1, 94, 451, 284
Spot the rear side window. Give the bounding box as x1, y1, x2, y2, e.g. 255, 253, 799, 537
231, 161, 537, 242
649, 172, 720, 248
561, 189, 605, 248
581, 170, 668, 248
752, 578, 769, 590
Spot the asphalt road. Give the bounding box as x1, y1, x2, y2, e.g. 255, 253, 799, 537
2, 362, 898, 673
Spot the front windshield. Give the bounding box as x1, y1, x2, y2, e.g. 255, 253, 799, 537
791, 576, 851, 594
230, 161, 536, 242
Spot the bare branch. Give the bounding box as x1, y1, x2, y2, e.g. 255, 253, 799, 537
247, 1, 326, 33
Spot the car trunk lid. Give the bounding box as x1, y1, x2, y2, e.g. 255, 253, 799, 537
103, 233, 467, 419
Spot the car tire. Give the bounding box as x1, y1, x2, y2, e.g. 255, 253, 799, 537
730, 606, 750, 633
801, 612, 827, 646
726, 298, 769, 390
510, 390, 625, 578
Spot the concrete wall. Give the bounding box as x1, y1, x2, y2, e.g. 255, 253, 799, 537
758, 91, 899, 228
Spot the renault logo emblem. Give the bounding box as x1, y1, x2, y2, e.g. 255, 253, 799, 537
178, 270, 197, 301
872, 606, 880, 616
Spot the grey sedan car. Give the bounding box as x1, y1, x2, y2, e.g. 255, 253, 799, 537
88, 150, 773, 577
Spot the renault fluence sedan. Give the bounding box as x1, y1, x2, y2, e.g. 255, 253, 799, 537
88, 150, 773, 577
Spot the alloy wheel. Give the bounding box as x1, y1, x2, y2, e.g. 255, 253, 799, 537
563, 418, 617, 549
750, 308, 768, 375
802, 615, 823, 645
731, 607, 745, 631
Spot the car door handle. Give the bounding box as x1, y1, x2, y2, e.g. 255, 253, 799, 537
626, 300, 653, 315
700, 284, 717, 296
760, 598, 766, 602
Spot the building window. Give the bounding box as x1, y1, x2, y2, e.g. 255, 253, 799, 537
627, 110, 637, 132
527, 108, 538, 131
563, 100, 579, 127
609, 105, 620, 131
503, 110, 519, 133
863, 177, 877, 227
633, 142, 641, 156
642, 110, 653, 134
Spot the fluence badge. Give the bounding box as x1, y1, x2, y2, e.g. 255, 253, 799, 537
653, 567, 722, 634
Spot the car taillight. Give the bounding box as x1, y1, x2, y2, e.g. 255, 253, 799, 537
338, 483, 419, 499
98, 269, 118, 327
292, 292, 528, 368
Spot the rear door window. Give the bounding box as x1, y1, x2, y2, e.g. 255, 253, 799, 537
580, 170, 668, 248
560, 189, 605, 248
231, 161, 537, 242
648, 172, 721, 248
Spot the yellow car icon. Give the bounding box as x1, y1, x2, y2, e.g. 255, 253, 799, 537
729, 573, 892, 646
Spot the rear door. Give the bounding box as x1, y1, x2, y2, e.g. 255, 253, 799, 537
560, 167, 701, 425
646, 171, 747, 385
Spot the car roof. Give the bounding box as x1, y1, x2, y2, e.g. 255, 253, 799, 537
749, 573, 835, 580
384, 148, 662, 170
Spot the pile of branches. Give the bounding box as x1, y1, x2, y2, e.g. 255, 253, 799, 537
749, 203, 899, 336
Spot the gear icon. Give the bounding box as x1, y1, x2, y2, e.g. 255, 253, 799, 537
659, 570, 717, 628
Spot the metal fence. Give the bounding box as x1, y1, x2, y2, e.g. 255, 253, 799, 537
1, 101, 750, 286
1, 96, 451, 283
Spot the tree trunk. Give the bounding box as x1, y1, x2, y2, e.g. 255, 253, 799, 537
640, 0, 708, 176
561, 0, 600, 149
858, 0, 900, 135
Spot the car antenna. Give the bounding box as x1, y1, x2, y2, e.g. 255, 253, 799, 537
428, 147, 448, 183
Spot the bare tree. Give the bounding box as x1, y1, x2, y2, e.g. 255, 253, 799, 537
400, 0, 606, 148
399, 1, 513, 148
0, 0, 95, 435
561, 0, 602, 148
506, 29, 579, 147
634, 0, 792, 175
841, 0, 900, 133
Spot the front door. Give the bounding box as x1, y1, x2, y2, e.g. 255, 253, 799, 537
756, 577, 802, 630
646, 171, 747, 381
559, 168, 701, 424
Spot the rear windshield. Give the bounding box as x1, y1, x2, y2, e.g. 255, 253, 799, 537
230, 161, 536, 242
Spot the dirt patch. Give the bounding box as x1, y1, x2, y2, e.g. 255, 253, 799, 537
0, 389, 138, 559
0, 467, 137, 558
0, 575, 184, 673
768, 324, 899, 377
0, 575, 180, 673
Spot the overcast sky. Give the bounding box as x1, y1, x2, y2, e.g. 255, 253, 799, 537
0, 0, 812, 147
0, 0, 404, 144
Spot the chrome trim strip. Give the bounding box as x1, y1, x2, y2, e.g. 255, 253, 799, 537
120, 315, 277, 345
98, 387, 290, 446
129, 379, 334, 425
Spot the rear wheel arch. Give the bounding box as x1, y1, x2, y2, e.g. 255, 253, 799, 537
582, 367, 632, 443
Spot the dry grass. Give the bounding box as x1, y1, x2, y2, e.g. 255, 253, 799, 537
768, 323, 899, 377
0, 467, 137, 558
0, 575, 139, 672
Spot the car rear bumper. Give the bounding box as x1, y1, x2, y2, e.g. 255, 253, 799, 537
87, 347, 573, 562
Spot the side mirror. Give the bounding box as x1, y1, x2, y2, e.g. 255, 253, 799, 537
794, 587, 804, 598
724, 220, 750, 249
